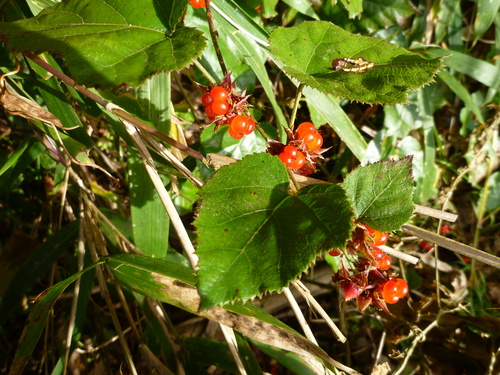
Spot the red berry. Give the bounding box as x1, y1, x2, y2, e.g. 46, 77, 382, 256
205, 104, 216, 119
418, 241, 433, 251
381, 278, 408, 304
189, 0, 206, 8
305, 132, 323, 151
365, 225, 389, 246
328, 249, 341, 256
371, 246, 384, 260
298, 130, 316, 144
283, 145, 298, 158
243, 117, 255, 134
296, 122, 315, 137
377, 254, 392, 271
210, 100, 230, 115
230, 115, 253, 134
278, 153, 294, 166
228, 125, 244, 139
201, 92, 213, 106
289, 151, 306, 169
210, 86, 229, 101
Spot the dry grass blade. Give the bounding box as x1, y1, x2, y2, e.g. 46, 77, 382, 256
402, 224, 500, 269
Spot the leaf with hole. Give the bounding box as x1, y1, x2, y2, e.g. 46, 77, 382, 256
269, 21, 443, 104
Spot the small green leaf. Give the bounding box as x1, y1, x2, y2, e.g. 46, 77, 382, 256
0, 0, 206, 89
269, 21, 443, 104
195, 153, 354, 308
342, 157, 415, 232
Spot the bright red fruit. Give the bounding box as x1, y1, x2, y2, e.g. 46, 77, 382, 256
210, 100, 230, 115
305, 132, 323, 151
279, 153, 294, 166
289, 151, 306, 169
365, 225, 389, 246
228, 126, 244, 139
201, 93, 213, 106
230, 115, 252, 134
210, 86, 229, 101
371, 246, 384, 260
377, 254, 392, 270
189, 0, 206, 8
205, 104, 216, 119
283, 145, 298, 157
381, 278, 408, 304
296, 122, 315, 137
328, 249, 341, 256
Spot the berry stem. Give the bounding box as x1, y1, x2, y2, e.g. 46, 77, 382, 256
205, 0, 228, 77
289, 83, 304, 130
193, 60, 217, 86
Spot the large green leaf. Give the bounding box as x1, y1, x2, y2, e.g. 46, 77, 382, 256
0, 0, 206, 89
342, 157, 415, 232
195, 153, 354, 308
269, 21, 443, 104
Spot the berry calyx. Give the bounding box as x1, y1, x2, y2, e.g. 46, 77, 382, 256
210, 86, 229, 101
189, 0, 206, 8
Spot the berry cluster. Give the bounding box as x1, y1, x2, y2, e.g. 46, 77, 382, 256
269, 122, 325, 175
199, 75, 255, 140
189, 0, 205, 8
330, 224, 409, 313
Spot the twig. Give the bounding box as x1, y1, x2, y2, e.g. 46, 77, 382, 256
205, 0, 228, 77
292, 280, 346, 342
379, 245, 420, 265
220, 324, 247, 375
401, 224, 500, 269
289, 83, 304, 129
413, 204, 457, 222
24, 53, 204, 161
119, 114, 199, 269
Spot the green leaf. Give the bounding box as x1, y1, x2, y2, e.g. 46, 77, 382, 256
473, 0, 500, 42
269, 21, 443, 104
0, 221, 79, 324
0, 0, 206, 89
7, 260, 101, 375
195, 153, 354, 308
362, 0, 415, 30
342, 157, 415, 232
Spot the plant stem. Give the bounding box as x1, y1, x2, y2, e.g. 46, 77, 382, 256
289, 83, 304, 129
24, 53, 205, 161
205, 0, 228, 77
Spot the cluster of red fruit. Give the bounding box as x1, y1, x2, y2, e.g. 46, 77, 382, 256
330, 224, 409, 313
270, 122, 324, 175
199, 76, 256, 140
189, 0, 205, 8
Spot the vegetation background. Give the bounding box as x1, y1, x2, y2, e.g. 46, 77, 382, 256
0, 0, 499, 374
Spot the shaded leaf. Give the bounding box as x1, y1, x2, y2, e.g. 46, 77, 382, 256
195, 153, 354, 308
0, 0, 206, 89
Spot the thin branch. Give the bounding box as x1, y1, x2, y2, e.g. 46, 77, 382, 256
205, 0, 228, 77
24, 53, 204, 161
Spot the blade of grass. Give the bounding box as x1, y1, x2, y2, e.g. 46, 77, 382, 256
437, 70, 485, 123
424, 48, 500, 91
